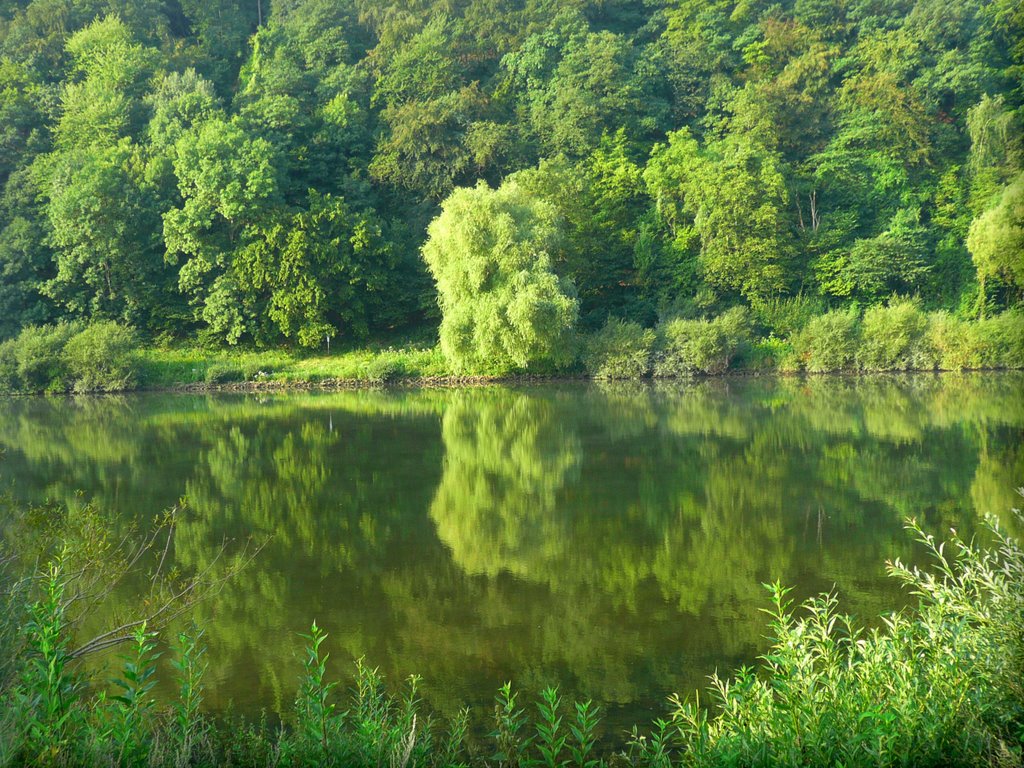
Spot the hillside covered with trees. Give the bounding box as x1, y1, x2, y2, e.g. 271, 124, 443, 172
0, 0, 1022, 379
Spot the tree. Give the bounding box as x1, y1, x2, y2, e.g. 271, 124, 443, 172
421, 180, 578, 374
513, 131, 652, 326
32, 15, 170, 328
968, 172, 1024, 306
237, 192, 397, 347
43, 140, 166, 325
645, 127, 792, 303
162, 116, 280, 343
815, 207, 932, 302
0, 168, 53, 338
502, 16, 668, 158
54, 14, 157, 151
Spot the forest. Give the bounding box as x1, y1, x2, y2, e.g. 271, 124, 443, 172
0, 0, 1022, 380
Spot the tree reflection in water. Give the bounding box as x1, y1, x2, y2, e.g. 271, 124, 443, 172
0, 374, 1020, 733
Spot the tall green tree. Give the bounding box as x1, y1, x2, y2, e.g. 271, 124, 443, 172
645, 126, 792, 304
163, 116, 280, 343
422, 180, 578, 374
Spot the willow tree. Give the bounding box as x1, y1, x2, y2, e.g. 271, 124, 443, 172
421, 180, 578, 374
968, 172, 1024, 309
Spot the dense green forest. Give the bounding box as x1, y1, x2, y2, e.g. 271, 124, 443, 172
0, 0, 1022, 372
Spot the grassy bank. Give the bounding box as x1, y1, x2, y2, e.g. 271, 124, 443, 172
1, 494, 1021, 767
1, 301, 1023, 395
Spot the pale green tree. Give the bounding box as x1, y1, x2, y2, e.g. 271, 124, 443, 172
421, 180, 578, 374
968, 172, 1024, 305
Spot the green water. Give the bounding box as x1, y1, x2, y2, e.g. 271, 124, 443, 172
0, 375, 1021, 736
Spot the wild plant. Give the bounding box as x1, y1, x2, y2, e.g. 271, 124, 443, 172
295, 621, 338, 760
171, 625, 209, 767
623, 718, 673, 768
658, 510, 1024, 768
105, 621, 161, 765
350, 661, 428, 768
567, 700, 601, 768
18, 550, 82, 764
438, 707, 470, 768
534, 686, 567, 768
492, 682, 531, 768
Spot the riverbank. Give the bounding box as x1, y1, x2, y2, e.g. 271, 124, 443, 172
1, 303, 1022, 395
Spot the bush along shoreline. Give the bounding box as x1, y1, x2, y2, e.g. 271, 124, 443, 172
0, 300, 1022, 395
1, 507, 1021, 767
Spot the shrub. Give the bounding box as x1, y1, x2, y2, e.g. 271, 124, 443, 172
63, 321, 139, 393
746, 336, 792, 373
13, 322, 80, 392
927, 311, 1024, 371
975, 310, 1024, 369
362, 355, 403, 383
660, 512, 1024, 767
927, 312, 978, 371
751, 294, 824, 338
654, 307, 750, 377
204, 364, 244, 385
0, 339, 18, 392
792, 309, 860, 373
582, 318, 655, 379
857, 298, 934, 371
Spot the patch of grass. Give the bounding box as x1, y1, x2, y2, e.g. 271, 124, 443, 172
280, 346, 450, 383
136, 347, 293, 388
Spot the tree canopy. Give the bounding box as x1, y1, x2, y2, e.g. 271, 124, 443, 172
0, 0, 1020, 361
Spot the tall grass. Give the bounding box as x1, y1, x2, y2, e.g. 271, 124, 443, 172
1, 503, 1022, 766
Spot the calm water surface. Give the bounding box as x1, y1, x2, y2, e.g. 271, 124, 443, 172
1, 375, 1021, 737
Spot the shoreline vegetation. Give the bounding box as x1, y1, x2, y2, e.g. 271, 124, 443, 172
1, 495, 1021, 767
2, 0, 1023, 398
0, 301, 1022, 395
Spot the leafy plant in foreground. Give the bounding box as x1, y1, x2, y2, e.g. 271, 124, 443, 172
295, 620, 338, 759
171, 625, 209, 767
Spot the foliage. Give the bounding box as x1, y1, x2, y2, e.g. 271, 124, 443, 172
422, 181, 579, 375
582, 317, 654, 379
63, 320, 139, 392
857, 298, 933, 372
972, 311, 1024, 370
928, 310, 1024, 370
645, 129, 791, 303
0, 0, 1020, 357
1, 490, 1022, 765
751, 294, 825, 338
662, 512, 1024, 767
0, 320, 139, 393
968, 171, 1024, 299
0, 338, 17, 392
10, 321, 80, 392
791, 309, 861, 373
653, 307, 751, 376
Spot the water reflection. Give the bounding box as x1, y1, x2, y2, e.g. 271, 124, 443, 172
0, 375, 1020, 733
